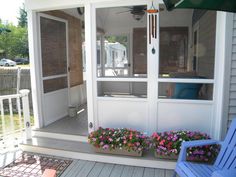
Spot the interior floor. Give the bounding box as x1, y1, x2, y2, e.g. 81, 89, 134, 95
38, 104, 88, 136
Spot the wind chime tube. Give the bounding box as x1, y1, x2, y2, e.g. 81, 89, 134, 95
153, 14, 156, 39
152, 14, 154, 38
149, 15, 151, 44
154, 14, 157, 39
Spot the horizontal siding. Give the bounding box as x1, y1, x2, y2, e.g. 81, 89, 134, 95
229, 99, 236, 106
231, 69, 236, 76
233, 37, 236, 44
230, 92, 236, 99
230, 83, 236, 91
229, 106, 236, 114
228, 15, 236, 127
233, 45, 236, 52
232, 52, 236, 60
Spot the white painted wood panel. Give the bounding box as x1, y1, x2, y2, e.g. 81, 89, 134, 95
157, 102, 213, 136
43, 89, 69, 126
97, 100, 148, 132
70, 83, 87, 106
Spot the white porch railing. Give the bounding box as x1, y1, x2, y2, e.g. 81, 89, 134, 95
0, 89, 32, 152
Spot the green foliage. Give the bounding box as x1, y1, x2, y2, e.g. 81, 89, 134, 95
18, 3, 27, 28
0, 3, 28, 59
105, 36, 128, 47
0, 22, 28, 59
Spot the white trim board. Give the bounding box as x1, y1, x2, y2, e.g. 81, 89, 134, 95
20, 137, 176, 170
32, 130, 88, 142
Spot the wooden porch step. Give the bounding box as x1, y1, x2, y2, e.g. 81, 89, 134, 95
32, 129, 88, 142
20, 137, 176, 170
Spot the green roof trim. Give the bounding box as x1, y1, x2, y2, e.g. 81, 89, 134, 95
163, 0, 236, 12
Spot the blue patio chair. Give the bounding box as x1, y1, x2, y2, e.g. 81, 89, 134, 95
173, 119, 236, 177
172, 83, 202, 99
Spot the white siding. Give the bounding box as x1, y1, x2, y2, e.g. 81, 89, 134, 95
227, 14, 236, 127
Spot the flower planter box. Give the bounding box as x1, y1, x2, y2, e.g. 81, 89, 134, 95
93, 147, 142, 157
151, 131, 220, 163
88, 127, 150, 158
154, 151, 178, 160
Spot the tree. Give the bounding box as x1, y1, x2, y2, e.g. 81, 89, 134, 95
0, 22, 28, 59
105, 36, 128, 47
18, 3, 27, 28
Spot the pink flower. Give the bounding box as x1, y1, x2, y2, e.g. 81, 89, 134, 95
102, 144, 109, 149
109, 138, 113, 142
123, 140, 127, 144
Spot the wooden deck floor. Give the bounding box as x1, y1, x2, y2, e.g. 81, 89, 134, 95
0, 150, 175, 177
61, 160, 174, 177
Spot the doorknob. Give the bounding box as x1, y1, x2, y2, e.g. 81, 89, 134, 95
89, 122, 93, 129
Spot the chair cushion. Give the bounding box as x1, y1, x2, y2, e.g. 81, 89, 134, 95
176, 162, 219, 177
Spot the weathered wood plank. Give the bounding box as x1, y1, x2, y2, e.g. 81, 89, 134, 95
109, 164, 125, 177
132, 167, 144, 177
98, 163, 114, 177
87, 162, 105, 177
165, 170, 174, 177
65, 160, 87, 177
75, 161, 96, 177
154, 168, 165, 177
143, 168, 155, 177
60, 160, 78, 177
121, 166, 134, 177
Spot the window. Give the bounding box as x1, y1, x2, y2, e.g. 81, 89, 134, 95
96, 6, 147, 78
98, 81, 147, 98
158, 6, 216, 100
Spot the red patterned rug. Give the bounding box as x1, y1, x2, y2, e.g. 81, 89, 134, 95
0, 152, 72, 177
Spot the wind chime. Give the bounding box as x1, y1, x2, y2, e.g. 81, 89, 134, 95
147, 2, 158, 54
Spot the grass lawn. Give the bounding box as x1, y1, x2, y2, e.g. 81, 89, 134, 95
16, 64, 30, 68
0, 114, 34, 134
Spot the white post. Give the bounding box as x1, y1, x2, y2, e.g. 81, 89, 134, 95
16, 67, 21, 94
85, 2, 97, 132
19, 89, 32, 140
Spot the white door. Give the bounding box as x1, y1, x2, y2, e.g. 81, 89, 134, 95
156, 4, 216, 136
39, 13, 70, 126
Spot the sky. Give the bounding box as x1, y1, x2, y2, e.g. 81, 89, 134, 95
0, 0, 25, 25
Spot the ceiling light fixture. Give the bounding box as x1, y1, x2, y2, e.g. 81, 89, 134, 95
132, 11, 145, 21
